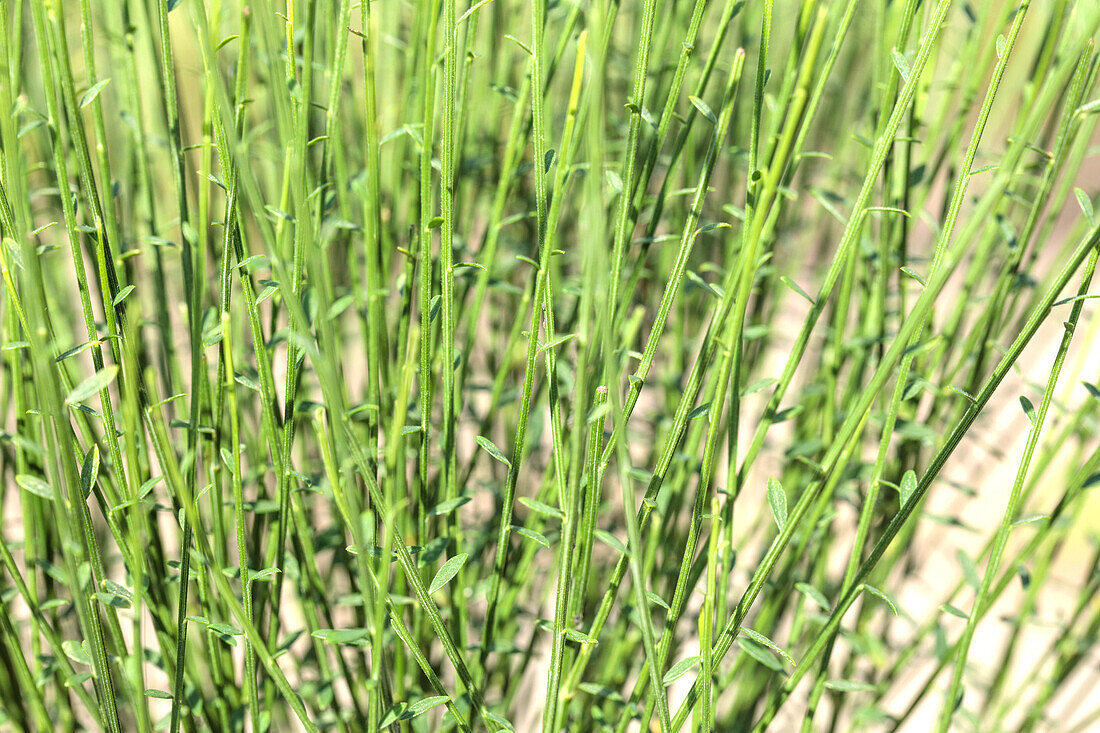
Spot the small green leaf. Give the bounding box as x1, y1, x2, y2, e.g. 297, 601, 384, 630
426, 216, 444, 229
517, 497, 564, 519
795, 582, 830, 611
66, 365, 119, 405
95, 590, 130, 609
1076, 188, 1095, 227
563, 628, 598, 645
766, 477, 787, 531
405, 696, 449, 718
899, 470, 917, 507
167, 0, 183, 10
1083, 382, 1100, 400
80, 446, 99, 501
772, 403, 802, 423
891, 49, 911, 81
476, 435, 511, 468
741, 628, 794, 666
485, 712, 516, 731
80, 78, 111, 108
646, 591, 670, 612
863, 585, 898, 616
112, 285, 135, 306
235, 373, 262, 393
62, 640, 91, 666
593, 529, 628, 555
995, 34, 1006, 59
537, 333, 575, 353
940, 603, 970, 619
1019, 395, 1036, 425
379, 703, 408, 728
687, 402, 711, 421
1011, 513, 1048, 528
779, 275, 815, 305
899, 266, 926, 286
606, 170, 623, 194
695, 222, 730, 236
736, 637, 785, 672
903, 379, 926, 401
586, 401, 611, 423
208, 623, 243, 637
144, 689, 173, 699
235, 254, 269, 271
956, 549, 981, 591
102, 580, 132, 602
138, 476, 162, 499
251, 568, 281, 582
812, 188, 847, 223
325, 294, 356, 321
578, 683, 624, 702
512, 526, 550, 549
687, 269, 719, 298
311, 628, 370, 645
662, 655, 701, 686
503, 34, 531, 56
741, 378, 777, 397
16, 474, 54, 501
429, 554, 469, 594
688, 95, 717, 124
948, 385, 976, 402
430, 495, 472, 516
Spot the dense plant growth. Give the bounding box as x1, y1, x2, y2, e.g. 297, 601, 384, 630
1, 0, 1099, 730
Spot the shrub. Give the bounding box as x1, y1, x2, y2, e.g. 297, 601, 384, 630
1, 0, 1099, 731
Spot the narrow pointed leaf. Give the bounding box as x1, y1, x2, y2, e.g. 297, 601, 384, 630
766, 477, 787, 530
428, 554, 469, 594
476, 435, 511, 468
65, 365, 119, 405
662, 655, 701, 686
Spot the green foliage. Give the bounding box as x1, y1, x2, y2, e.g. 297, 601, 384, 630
1, 0, 1099, 731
